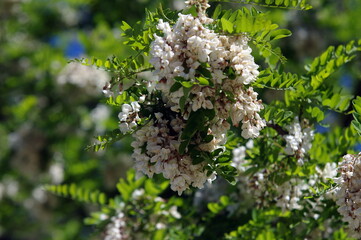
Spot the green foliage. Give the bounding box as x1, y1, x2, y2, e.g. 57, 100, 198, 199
86, 129, 127, 152
9, 95, 39, 122
214, 152, 238, 184
180, 109, 216, 154
70, 56, 122, 72
208, 195, 230, 214
254, 69, 302, 90
332, 228, 357, 240
120, 5, 179, 53
213, 6, 281, 36
283, 40, 361, 120
210, 0, 312, 10
84, 169, 184, 240
44, 184, 108, 205
116, 169, 145, 202
3, 0, 361, 239
71, 54, 148, 87
309, 126, 360, 165
115, 169, 169, 202
321, 89, 353, 113
225, 209, 290, 239
351, 96, 361, 136
262, 101, 293, 123
305, 106, 325, 122
305, 39, 361, 89
213, 5, 291, 67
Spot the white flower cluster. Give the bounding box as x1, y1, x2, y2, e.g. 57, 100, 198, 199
118, 102, 141, 133
231, 140, 253, 172
104, 210, 130, 240
283, 117, 314, 165
247, 170, 309, 211
231, 141, 332, 212
275, 178, 309, 211
149, 10, 265, 138
131, 112, 214, 195
185, 0, 210, 14
103, 188, 181, 240
247, 162, 339, 212
0, 178, 19, 200
316, 162, 338, 182
57, 62, 110, 95
49, 162, 64, 184
119, 0, 265, 195
91, 104, 112, 132
303, 218, 335, 240
333, 153, 361, 239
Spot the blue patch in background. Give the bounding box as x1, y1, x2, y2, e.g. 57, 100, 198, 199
48, 35, 60, 47
354, 143, 361, 152
315, 124, 329, 133
65, 37, 84, 58
340, 74, 353, 89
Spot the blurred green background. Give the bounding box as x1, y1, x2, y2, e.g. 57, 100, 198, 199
0, 0, 360, 239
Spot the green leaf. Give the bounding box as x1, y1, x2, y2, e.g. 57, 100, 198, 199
179, 96, 187, 112
353, 96, 361, 114
179, 139, 190, 155
212, 4, 222, 19
221, 18, 234, 33
86, 129, 127, 152
179, 85, 192, 112
322, 92, 353, 113
217, 155, 232, 163
44, 184, 107, 205
219, 0, 313, 10
254, 69, 302, 90
170, 82, 182, 93
192, 156, 206, 165
153, 229, 166, 240
220, 195, 230, 205
181, 81, 194, 88
308, 106, 324, 122
174, 76, 185, 82
117, 179, 133, 202
269, 29, 292, 41
116, 170, 146, 202
306, 40, 361, 89
183, 5, 198, 17
197, 65, 212, 78
98, 193, 107, 205
144, 179, 168, 196
352, 113, 361, 136
120, 21, 132, 31
213, 148, 224, 157
197, 77, 210, 86
262, 103, 293, 124
208, 202, 223, 214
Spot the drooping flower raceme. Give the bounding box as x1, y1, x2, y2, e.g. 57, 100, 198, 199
316, 162, 338, 182
274, 178, 309, 211
149, 7, 264, 136
57, 62, 110, 95
283, 117, 314, 165
231, 140, 253, 172
333, 153, 361, 239
118, 101, 141, 133
231, 140, 316, 212
118, 0, 265, 194
131, 112, 215, 195
245, 167, 309, 211
104, 210, 130, 240
102, 188, 182, 240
